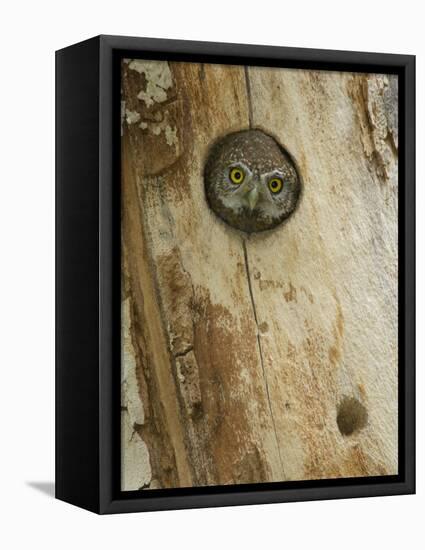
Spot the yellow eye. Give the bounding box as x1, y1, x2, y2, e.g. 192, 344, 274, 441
268, 177, 283, 194
229, 167, 245, 185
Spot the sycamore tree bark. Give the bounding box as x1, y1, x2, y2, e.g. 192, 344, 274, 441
120, 59, 398, 490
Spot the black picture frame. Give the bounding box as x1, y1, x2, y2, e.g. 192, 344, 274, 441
56, 35, 415, 514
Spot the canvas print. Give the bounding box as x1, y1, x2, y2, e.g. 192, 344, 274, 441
120, 58, 398, 491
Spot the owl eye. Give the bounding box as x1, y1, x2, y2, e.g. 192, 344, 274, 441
268, 177, 283, 194
229, 167, 245, 185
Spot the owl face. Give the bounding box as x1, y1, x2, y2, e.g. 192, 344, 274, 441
204, 130, 301, 233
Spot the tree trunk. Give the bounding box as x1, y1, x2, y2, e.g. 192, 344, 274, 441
120, 59, 398, 490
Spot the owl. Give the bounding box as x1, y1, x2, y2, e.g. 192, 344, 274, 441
204, 129, 301, 233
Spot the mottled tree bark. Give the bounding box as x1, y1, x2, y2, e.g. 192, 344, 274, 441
120, 59, 398, 490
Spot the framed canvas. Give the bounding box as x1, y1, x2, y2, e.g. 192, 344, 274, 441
56, 35, 415, 514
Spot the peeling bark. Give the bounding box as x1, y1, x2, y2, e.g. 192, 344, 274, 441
121, 61, 398, 488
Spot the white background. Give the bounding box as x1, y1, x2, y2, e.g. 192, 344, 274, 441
0, 0, 422, 548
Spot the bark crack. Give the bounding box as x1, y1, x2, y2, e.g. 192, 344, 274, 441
174, 345, 194, 359
244, 66, 254, 129
242, 238, 286, 478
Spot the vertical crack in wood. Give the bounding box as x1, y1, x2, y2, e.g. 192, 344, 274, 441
242, 238, 286, 478
244, 66, 254, 129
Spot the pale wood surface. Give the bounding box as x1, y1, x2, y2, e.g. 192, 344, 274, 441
121, 59, 398, 490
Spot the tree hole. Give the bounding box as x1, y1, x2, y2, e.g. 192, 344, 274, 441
336, 396, 368, 436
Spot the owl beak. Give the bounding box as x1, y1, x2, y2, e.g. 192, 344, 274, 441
246, 187, 259, 212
